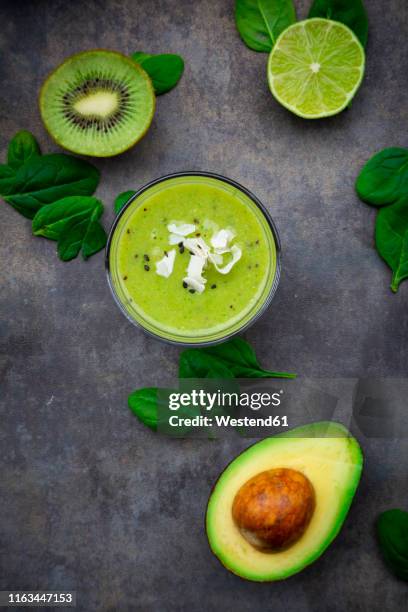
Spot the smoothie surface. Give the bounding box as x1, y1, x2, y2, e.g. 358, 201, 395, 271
109, 176, 277, 342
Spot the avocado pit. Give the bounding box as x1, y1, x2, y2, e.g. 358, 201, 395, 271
232, 468, 315, 552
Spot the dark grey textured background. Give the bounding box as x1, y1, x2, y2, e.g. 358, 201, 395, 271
1, 1, 408, 610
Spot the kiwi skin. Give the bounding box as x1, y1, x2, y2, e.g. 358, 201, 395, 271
39, 49, 156, 158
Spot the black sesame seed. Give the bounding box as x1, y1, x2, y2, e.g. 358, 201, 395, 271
144, 264, 150, 271
144, 254, 150, 262
182, 281, 188, 289
126, 229, 130, 234
134, 254, 138, 258
211, 284, 217, 289
195, 232, 201, 237
179, 245, 185, 254
143, 208, 147, 211
164, 250, 168, 257
178, 241, 183, 247
193, 218, 199, 224
123, 275, 128, 280
189, 289, 195, 294
255, 239, 259, 245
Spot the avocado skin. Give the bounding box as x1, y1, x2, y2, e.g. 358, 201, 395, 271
206, 421, 363, 582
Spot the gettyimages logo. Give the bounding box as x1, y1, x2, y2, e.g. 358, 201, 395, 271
164, 386, 287, 434
167, 388, 283, 411
156, 378, 336, 438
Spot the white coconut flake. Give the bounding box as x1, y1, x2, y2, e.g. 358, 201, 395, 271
155, 249, 176, 278
208, 251, 223, 266
183, 276, 206, 293
183, 237, 210, 258
167, 223, 196, 236
213, 245, 242, 274
211, 229, 235, 251
169, 233, 185, 245
186, 254, 206, 281
183, 254, 207, 293
160, 221, 242, 293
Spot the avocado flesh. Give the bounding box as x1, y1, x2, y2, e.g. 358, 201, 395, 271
206, 421, 363, 581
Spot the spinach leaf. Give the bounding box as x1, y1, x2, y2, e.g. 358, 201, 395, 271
179, 350, 235, 378
114, 190, 136, 214
0, 165, 15, 179
7, 130, 41, 170
32, 196, 107, 261
128, 387, 160, 431
0, 154, 100, 219
128, 387, 199, 435
131, 52, 151, 64
179, 338, 296, 379
376, 509, 408, 581
33, 195, 101, 239
356, 148, 408, 207
131, 52, 184, 95
308, 0, 368, 47
235, 0, 296, 52
375, 198, 408, 293
58, 213, 106, 261
81, 215, 107, 260
200, 337, 296, 378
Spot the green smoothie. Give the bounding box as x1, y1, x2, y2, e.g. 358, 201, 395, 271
108, 175, 279, 344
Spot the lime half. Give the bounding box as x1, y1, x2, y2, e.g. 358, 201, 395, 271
268, 18, 365, 119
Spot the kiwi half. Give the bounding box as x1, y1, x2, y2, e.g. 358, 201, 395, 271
39, 50, 155, 157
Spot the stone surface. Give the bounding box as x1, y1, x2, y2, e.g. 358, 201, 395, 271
1, 1, 408, 610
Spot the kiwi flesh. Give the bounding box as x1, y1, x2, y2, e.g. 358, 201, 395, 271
40, 50, 155, 157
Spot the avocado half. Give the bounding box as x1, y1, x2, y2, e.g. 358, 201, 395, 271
206, 421, 363, 581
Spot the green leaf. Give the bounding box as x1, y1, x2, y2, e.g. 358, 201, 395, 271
33, 195, 101, 239
376, 509, 408, 581
32, 196, 106, 261
7, 130, 41, 170
180, 337, 296, 379
179, 350, 235, 379
235, 0, 296, 52
0, 153, 100, 219
128, 387, 159, 431
128, 387, 198, 434
356, 148, 408, 207
201, 337, 296, 378
57, 216, 88, 261
308, 0, 368, 47
375, 198, 408, 293
132, 52, 153, 64
0, 164, 15, 179
114, 190, 136, 214
131, 52, 184, 95
82, 215, 107, 259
